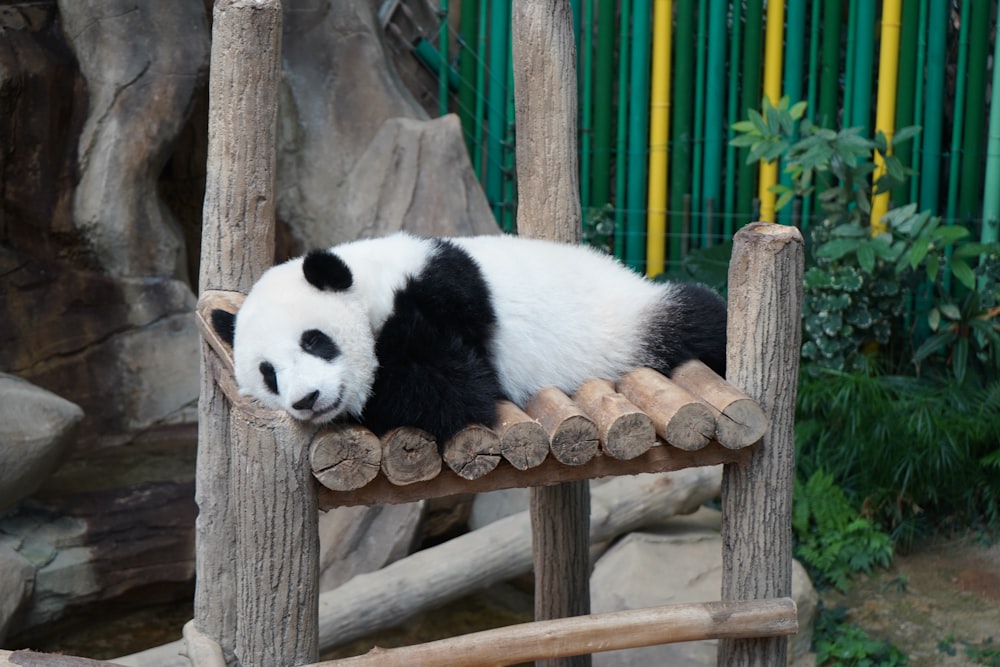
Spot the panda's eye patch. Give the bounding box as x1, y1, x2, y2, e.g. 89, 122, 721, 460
300, 329, 340, 361
259, 361, 279, 395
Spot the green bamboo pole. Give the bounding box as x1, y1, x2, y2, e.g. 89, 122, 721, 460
982, 9, 1000, 248
959, 0, 992, 221
851, 0, 875, 134
843, 0, 858, 127
945, 0, 971, 226
502, 40, 516, 233
457, 0, 477, 154
614, 0, 632, 261
626, 0, 652, 270
702, 0, 726, 244
800, 0, 822, 230
778, 0, 806, 226
485, 0, 510, 222
736, 0, 763, 222
669, 0, 695, 265
723, 0, 744, 237
909, 0, 928, 204
439, 0, 449, 116
817, 0, 842, 130
919, 0, 947, 213
691, 0, 708, 240
472, 0, 488, 179
591, 0, 615, 210
890, 0, 919, 206
580, 0, 593, 210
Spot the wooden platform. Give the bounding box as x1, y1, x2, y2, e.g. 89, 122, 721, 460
197, 290, 767, 509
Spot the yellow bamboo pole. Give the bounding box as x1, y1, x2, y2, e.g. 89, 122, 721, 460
646, 0, 672, 277
758, 0, 784, 223
871, 0, 902, 234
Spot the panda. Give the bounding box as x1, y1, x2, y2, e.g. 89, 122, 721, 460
210, 232, 727, 443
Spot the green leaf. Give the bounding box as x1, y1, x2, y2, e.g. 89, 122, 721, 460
891, 125, 922, 146
817, 238, 862, 261
940, 303, 962, 320
928, 307, 941, 331
748, 108, 768, 135
857, 244, 876, 273
926, 254, 939, 282
908, 236, 930, 269
729, 133, 759, 148
950, 258, 976, 289
775, 188, 795, 211
789, 100, 808, 120
954, 337, 969, 384
731, 119, 757, 134
913, 331, 955, 363
932, 225, 971, 243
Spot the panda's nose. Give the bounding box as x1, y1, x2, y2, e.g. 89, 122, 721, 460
292, 390, 320, 411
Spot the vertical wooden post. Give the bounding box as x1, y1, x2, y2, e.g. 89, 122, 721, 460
197, 1, 320, 666
718, 223, 803, 666
512, 2, 590, 666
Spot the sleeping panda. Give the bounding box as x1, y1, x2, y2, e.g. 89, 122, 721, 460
210, 232, 727, 443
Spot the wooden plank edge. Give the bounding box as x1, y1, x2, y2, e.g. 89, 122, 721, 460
308, 598, 798, 667
317, 439, 753, 508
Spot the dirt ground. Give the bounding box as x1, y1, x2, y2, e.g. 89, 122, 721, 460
822, 535, 1000, 667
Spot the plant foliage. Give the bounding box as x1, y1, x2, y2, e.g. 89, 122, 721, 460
814, 605, 909, 667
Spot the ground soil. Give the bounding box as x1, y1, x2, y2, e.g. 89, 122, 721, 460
821, 535, 1000, 667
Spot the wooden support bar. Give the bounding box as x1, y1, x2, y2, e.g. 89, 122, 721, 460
719, 222, 804, 667
317, 440, 752, 508
524, 386, 600, 465
310, 424, 382, 491
442, 424, 502, 480
670, 359, 768, 449
311, 598, 798, 667
572, 379, 656, 460
379, 427, 441, 485
493, 400, 549, 470
617, 368, 716, 450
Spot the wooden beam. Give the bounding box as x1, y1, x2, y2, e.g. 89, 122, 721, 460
310, 599, 798, 667
719, 222, 804, 667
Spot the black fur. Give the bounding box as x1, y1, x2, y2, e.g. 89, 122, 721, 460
360, 240, 501, 442
211, 309, 236, 347
300, 329, 341, 361
303, 250, 353, 291
642, 283, 728, 378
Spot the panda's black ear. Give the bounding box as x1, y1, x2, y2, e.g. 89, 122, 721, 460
211, 309, 236, 347
303, 250, 353, 291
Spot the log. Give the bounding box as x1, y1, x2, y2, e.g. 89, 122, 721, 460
379, 427, 441, 485
572, 379, 656, 460
195, 1, 284, 663
313, 598, 798, 667
669, 359, 767, 449
524, 387, 600, 465
719, 222, 804, 667
617, 368, 716, 450
311, 424, 382, 491
0, 650, 128, 666
442, 424, 502, 480
317, 467, 723, 652
493, 400, 549, 470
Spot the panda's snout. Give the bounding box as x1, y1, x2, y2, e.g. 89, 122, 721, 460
292, 390, 320, 411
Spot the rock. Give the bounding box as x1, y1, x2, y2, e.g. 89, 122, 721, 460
0, 374, 83, 516
56, 0, 210, 279
277, 0, 499, 248
318, 502, 424, 591
590, 507, 817, 666
0, 543, 35, 644
468, 488, 530, 531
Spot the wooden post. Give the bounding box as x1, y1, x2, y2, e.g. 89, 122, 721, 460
197, 1, 320, 666
512, 2, 590, 665
718, 223, 804, 666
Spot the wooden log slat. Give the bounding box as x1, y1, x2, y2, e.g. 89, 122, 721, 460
310, 425, 381, 491
442, 424, 502, 480
572, 379, 656, 460
617, 368, 716, 450
380, 427, 441, 485
669, 359, 768, 449
493, 400, 549, 470
310, 598, 797, 667
524, 387, 600, 465
195, 289, 245, 373
316, 440, 751, 508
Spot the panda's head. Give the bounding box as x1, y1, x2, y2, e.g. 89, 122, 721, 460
211, 250, 377, 424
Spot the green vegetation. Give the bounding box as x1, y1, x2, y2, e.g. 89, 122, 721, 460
938, 635, 1000, 666
813, 605, 909, 667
